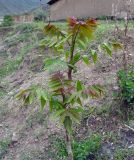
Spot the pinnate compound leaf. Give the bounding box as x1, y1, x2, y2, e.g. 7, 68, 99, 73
84, 85, 104, 99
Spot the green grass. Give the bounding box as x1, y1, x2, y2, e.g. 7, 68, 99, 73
0, 22, 43, 80
114, 148, 134, 160
48, 134, 101, 160
0, 42, 38, 80
0, 89, 6, 98
25, 111, 47, 129
0, 138, 11, 159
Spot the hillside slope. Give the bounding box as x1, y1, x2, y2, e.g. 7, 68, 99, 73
0, 22, 134, 160
0, 0, 49, 16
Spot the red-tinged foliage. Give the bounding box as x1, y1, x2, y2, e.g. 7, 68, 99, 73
67, 17, 98, 29
67, 16, 78, 27
86, 19, 98, 27
49, 71, 74, 95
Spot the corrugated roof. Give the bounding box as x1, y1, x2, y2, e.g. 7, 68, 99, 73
47, 0, 60, 5
0, 0, 49, 16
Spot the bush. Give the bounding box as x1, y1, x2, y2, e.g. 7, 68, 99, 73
16, 23, 37, 33
73, 134, 101, 160
34, 12, 46, 22
50, 134, 101, 160
2, 15, 14, 27
34, 14, 46, 22
118, 69, 134, 107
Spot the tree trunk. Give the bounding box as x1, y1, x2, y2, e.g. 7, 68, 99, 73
65, 130, 73, 160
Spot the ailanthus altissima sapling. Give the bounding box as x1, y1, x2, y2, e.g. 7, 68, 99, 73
16, 17, 122, 160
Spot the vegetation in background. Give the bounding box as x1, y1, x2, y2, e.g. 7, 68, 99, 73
117, 69, 134, 119
0, 23, 40, 80
2, 15, 14, 27
112, 1, 134, 120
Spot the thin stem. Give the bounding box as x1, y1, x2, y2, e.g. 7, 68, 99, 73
68, 25, 80, 80
65, 129, 73, 160
61, 86, 73, 160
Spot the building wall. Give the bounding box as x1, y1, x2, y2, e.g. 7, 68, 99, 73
13, 14, 34, 23
49, 0, 134, 20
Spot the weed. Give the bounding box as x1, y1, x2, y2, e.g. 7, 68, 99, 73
118, 69, 134, 106
0, 105, 9, 121
15, 23, 38, 33
0, 89, 6, 98
20, 149, 47, 160
49, 134, 101, 160
2, 15, 14, 27
0, 44, 35, 79
114, 148, 134, 160
49, 136, 68, 160
117, 69, 134, 120
33, 127, 45, 139
26, 111, 47, 128
0, 138, 11, 159
73, 134, 101, 160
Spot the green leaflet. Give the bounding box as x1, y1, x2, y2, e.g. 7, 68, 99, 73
76, 80, 83, 92
63, 116, 72, 134
72, 52, 81, 64
101, 43, 112, 57
90, 50, 98, 63
82, 55, 90, 65
44, 58, 68, 73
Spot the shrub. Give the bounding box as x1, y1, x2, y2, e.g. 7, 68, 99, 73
50, 134, 101, 160
117, 69, 134, 119
73, 134, 101, 160
34, 13, 46, 22
16, 23, 37, 33
2, 15, 14, 27
118, 69, 134, 107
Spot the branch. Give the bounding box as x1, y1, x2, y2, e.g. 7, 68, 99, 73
124, 124, 134, 132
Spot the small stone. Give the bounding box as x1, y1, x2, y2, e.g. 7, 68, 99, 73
12, 132, 19, 143
113, 86, 119, 90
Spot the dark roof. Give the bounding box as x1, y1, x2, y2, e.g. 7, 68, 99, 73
0, 0, 49, 16
47, 0, 60, 5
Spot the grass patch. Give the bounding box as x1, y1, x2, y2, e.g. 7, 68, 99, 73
48, 134, 101, 160
0, 89, 6, 98
0, 138, 11, 159
0, 44, 36, 79
114, 148, 134, 160
0, 104, 9, 121
19, 149, 46, 160
26, 111, 47, 128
